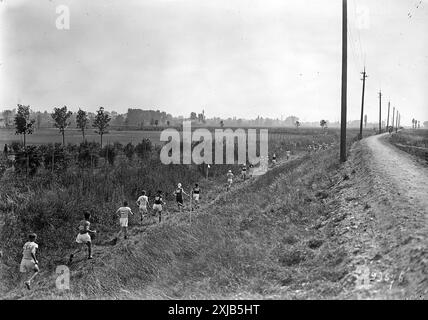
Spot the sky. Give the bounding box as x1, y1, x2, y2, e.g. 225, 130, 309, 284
0, 0, 427, 125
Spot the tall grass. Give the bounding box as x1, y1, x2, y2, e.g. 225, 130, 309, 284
0, 131, 361, 298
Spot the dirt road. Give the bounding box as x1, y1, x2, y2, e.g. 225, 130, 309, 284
332, 133, 427, 299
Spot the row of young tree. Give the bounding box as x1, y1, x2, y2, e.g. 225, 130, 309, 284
14, 104, 111, 147
5, 138, 153, 176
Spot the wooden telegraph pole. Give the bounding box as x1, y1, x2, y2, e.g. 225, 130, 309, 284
340, 0, 348, 162
392, 106, 395, 132
397, 113, 401, 130
386, 101, 390, 130
378, 91, 382, 134
359, 67, 367, 140
395, 110, 399, 133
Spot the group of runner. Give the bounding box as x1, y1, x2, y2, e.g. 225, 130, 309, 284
19, 153, 281, 290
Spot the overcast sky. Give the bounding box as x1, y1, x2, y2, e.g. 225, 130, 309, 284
0, 0, 427, 124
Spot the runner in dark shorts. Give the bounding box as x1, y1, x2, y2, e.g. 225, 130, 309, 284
174, 183, 189, 212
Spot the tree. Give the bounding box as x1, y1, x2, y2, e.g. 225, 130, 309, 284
154, 119, 159, 127
320, 119, 327, 129
220, 120, 224, 128
92, 107, 111, 147
112, 114, 125, 126
198, 113, 205, 123
411, 118, 415, 129
14, 104, 35, 147
51, 106, 72, 145
166, 120, 170, 126
190, 112, 197, 121
76, 108, 89, 141
284, 115, 299, 127
295, 120, 301, 129
418, 121, 420, 129
2, 110, 13, 128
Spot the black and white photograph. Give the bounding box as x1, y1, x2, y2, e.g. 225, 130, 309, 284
0, 0, 427, 305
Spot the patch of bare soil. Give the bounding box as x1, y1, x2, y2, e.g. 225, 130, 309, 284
325, 133, 427, 299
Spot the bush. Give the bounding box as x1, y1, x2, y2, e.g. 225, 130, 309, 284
113, 142, 124, 153
123, 142, 135, 160
135, 138, 152, 159
78, 141, 100, 168
13, 145, 42, 176
38, 143, 71, 172
100, 144, 117, 165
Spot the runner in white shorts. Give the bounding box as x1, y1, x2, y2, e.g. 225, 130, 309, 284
115, 201, 134, 240
241, 164, 247, 180
20, 233, 39, 290
136, 190, 149, 224
226, 170, 234, 191
69, 212, 96, 265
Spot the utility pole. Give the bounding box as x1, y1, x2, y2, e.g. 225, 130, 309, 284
395, 110, 399, 133
359, 67, 367, 140
392, 106, 395, 132
340, 0, 348, 162
378, 91, 382, 134
386, 101, 390, 130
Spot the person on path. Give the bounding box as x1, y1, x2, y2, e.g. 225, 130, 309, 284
136, 191, 149, 224
20, 233, 40, 290
115, 201, 134, 240
69, 213, 96, 265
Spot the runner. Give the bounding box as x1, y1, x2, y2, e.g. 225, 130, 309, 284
153, 190, 165, 223
136, 190, 149, 224
115, 201, 134, 240
248, 164, 254, 177
191, 183, 201, 210
226, 170, 234, 191
174, 183, 189, 212
272, 153, 277, 165
68, 213, 96, 265
20, 233, 39, 290
241, 164, 247, 180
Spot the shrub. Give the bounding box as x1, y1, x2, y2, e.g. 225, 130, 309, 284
100, 144, 117, 165
135, 138, 152, 159
123, 142, 135, 160
13, 145, 42, 176
78, 141, 100, 168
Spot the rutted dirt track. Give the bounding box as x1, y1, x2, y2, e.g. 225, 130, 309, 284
333, 133, 427, 299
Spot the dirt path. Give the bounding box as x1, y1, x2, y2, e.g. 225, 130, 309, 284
332, 133, 427, 299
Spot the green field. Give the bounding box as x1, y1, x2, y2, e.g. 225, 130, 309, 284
0, 127, 371, 148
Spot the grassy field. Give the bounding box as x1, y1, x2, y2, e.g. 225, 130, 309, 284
0, 127, 371, 148
388, 129, 428, 163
